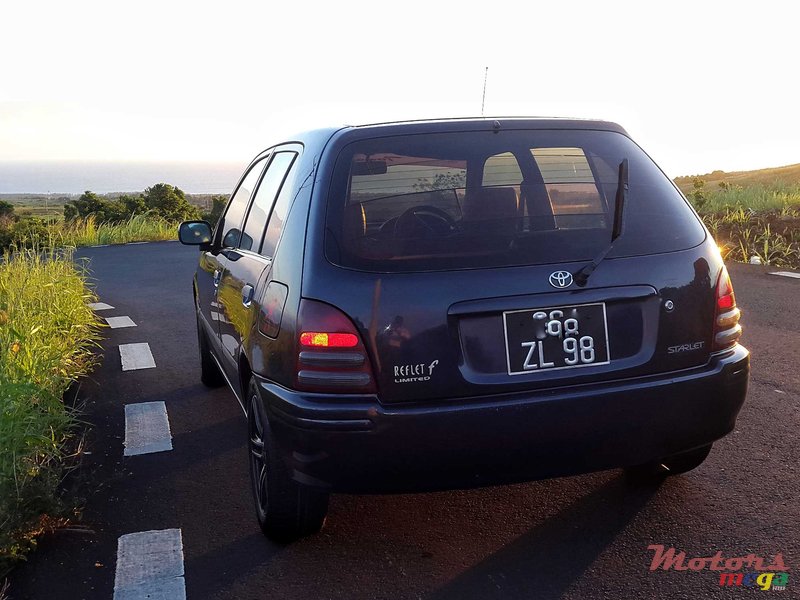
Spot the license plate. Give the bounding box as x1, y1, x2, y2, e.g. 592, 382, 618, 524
503, 303, 610, 375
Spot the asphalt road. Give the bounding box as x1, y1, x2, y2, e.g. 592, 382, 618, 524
7, 243, 800, 599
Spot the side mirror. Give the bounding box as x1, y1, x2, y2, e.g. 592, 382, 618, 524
179, 221, 213, 249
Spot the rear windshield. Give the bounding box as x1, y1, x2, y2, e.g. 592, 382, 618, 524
325, 129, 705, 272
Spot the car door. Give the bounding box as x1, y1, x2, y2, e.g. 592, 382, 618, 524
202, 154, 271, 350
216, 147, 300, 384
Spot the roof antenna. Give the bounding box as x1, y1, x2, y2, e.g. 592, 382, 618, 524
481, 67, 488, 117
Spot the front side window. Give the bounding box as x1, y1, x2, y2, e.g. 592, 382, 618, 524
325, 129, 705, 272
219, 155, 269, 249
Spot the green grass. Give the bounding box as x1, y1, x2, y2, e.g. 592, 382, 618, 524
57, 214, 178, 246
0, 248, 101, 576
691, 182, 800, 214
674, 176, 800, 269
702, 209, 800, 268
7, 214, 179, 251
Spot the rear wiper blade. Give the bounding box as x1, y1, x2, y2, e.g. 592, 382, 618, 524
573, 158, 628, 287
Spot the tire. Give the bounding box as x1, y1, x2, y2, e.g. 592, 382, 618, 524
626, 444, 713, 479
197, 311, 224, 387
246, 377, 329, 542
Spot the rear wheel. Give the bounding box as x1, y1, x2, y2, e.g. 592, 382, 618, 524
626, 444, 713, 479
247, 377, 329, 542
197, 311, 224, 387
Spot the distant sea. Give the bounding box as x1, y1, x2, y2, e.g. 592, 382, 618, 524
0, 161, 245, 195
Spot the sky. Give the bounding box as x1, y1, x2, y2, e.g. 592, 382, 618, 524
1, 0, 798, 179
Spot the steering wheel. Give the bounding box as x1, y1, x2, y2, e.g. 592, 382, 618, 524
392, 205, 457, 238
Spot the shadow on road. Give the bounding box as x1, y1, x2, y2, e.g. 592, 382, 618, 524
184, 532, 277, 599
179, 472, 662, 600
428, 474, 662, 600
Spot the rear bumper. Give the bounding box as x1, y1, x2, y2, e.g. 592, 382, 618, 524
257, 344, 749, 493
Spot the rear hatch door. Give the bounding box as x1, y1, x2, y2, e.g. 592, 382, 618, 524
307, 125, 714, 403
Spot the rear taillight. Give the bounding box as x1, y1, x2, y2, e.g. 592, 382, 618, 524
295, 299, 376, 394
713, 266, 742, 351
300, 332, 358, 348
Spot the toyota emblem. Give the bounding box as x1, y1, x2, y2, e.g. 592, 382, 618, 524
549, 271, 573, 288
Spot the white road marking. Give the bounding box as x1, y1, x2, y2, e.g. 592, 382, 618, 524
210, 311, 230, 324
119, 343, 156, 371
769, 271, 800, 279
113, 529, 185, 600
126, 241, 149, 245
124, 402, 173, 456
89, 302, 115, 311
106, 316, 137, 329
91, 244, 109, 248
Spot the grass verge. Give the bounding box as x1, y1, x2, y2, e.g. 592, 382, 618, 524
7, 214, 178, 250
0, 247, 101, 577
690, 184, 800, 269
692, 182, 800, 214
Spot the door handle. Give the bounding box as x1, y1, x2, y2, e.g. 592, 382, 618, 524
242, 284, 254, 308
213, 269, 221, 288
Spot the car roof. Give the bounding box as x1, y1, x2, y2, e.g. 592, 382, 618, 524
348, 116, 628, 135
282, 117, 629, 150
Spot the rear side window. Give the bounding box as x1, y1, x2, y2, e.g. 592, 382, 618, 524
219, 155, 269, 249
239, 152, 297, 254
262, 153, 300, 258
531, 147, 606, 228
483, 152, 522, 187
325, 129, 705, 272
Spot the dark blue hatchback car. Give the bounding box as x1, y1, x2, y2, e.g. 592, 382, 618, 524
179, 118, 749, 541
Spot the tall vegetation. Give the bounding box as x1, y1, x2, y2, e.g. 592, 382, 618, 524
686, 181, 800, 267
0, 248, 101, 575
1, 182, 228, 254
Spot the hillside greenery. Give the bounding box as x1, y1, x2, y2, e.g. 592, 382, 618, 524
675, 162, 800, 193
1, 184, 228, 253
680, 173, 800, 268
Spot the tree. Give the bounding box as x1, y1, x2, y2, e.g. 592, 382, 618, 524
63, 185, 201, 223
64, 191, 104, 220
413, 172, 467, 192
118, 193, 147, 216
0, 200, 14, 218
201, 195, 228, 225
142, 183, 200, 221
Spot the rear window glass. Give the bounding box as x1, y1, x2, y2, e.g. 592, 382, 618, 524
325, 129, 705, 272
